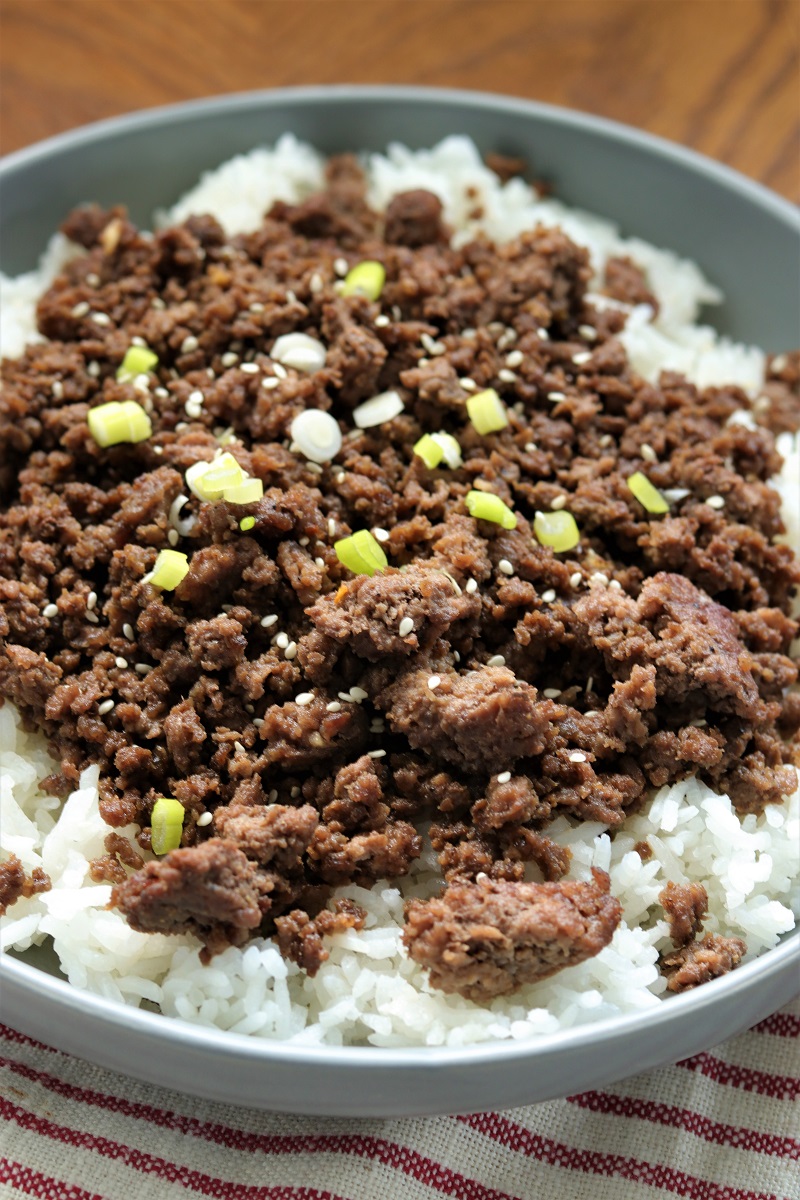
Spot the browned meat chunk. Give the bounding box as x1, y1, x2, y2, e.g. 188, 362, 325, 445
662, 932, 747, 992
402, 869, 621, 1001
0, 854, 51, 914
111, 839, 263, 958
213, 803, 319, 869
384, 189, 446, 246
603, 255, 660, 313
660, 881, 708, 947
274, 898, 366, 975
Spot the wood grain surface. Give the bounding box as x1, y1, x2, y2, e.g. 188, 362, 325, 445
1, 0, 798, 201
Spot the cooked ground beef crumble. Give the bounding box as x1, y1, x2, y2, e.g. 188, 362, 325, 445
1, 154, 798, 999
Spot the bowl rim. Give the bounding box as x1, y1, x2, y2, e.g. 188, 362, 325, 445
0, 82, 798, 1075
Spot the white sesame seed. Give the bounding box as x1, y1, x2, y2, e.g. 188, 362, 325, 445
609, 579, 622, 591
115, 657, 128, 669
421, 333, 446, 355
295, 692, 314, 706
543, 688, 561, 699
586, 676, 594, 693
87, 361, 100, 378
298, 536, 310, 547
86, 591, 97, 611
465, 578, 478, 594
275, 632, 289, 649
373, 527, 390, 543
505, 350, 523, 368
97, 699, 115, 716
86, 273, 101, 287
496, 771, 512, 784
196, 812, 213, 827
550, 495, 567, 511
154, 387, 169, 400
453, 651, 461, 662
486, 655, 506, 667
245, 704, 255, 714
306, 463, 323, 475
640, 443, 657, 463
334, 257, 349, 277
706, 494, 726, 509
579, 324, 597, 341
541, 589, 556, 602
590, 571, 609, 585
771, 354, 788, 372
284, 641, 297, 660
498, 369, 517, 383
240, 362, 260, 375
71, 301, 90, 318
572, 352, 592, 365
398, 617, 415, 638
260, 615, 278, 629
584, 710, 600, 718
262, 376, 281, 390
314, 556, 325, 568
273, 362, 288, 380
427, 675, 441, 690
151, 297, 166, 310
180, 335, 199, 354
498, 559, 514, 576
459, 377, 478, 391
234, 741, 246, 754
349, 686, 368, 702
135, 663, 152, 675
185, 399, 203, 419
52, 380, 64, 400
92, 312, 111, 327
374, 314, 390, 327
286, 290, 297, 305
326, 701, 342, 712
367, 749, 387, 758
309, 272, 324, 293
291, 786, 301, 798
221, 352, 239, 368
85, 611, 99, 624
570, 572, 582, 588
167, 529, 179, 547
524, 442, 537, 453
249, 302, 265, 314
188, 389, 204, 405
253, 718, 264, 728
328, 518, 337, 538
537, 328, 550, 340
123, 623, 135, 641
547, 391, 566, 402
599, 434, 614, 447
569, 750, 587, 763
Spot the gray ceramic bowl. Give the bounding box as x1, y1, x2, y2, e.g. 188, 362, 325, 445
1, 86, 798, 1117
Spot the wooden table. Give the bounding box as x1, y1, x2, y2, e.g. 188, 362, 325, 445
2, 0, 798, 201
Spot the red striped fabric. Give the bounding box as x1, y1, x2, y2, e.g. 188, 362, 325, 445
1, 1001, 798, 1200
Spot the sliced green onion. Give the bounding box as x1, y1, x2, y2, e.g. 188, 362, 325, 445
186, 452, 244, 501
116, 345, 158, 382
467, 388, 509, 435
341, 261, 386, 301
352, 389, 404, 429
239, 516, 256, 532
150, 797, 185, 855
149, 549, 190, 590
533, 510, 580, 552
627, 471, 670, 515
223, 477, 264, 505
431, 431, 463, 468
465, 490, 517, 529
414, 433, 444, 469
335, 529, 388, 576
87, 400, 152, 447
290, 409, 342, 463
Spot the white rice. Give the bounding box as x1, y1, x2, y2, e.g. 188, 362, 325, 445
1, 136, 798, 1047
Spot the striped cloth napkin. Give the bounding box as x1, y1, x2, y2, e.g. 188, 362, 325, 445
1, 1000, 797, 1200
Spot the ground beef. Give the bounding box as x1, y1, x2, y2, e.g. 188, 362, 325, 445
1, 152, 797, 993
0, 853, 51, 915
402, 868, 621, 1001
274, 897, 366, 974
661, 932, 747, 992
660, 881, 708, 947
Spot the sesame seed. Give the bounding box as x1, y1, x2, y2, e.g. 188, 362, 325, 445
115, 657, 128, 669
87, 361, 100, 378
86, 591, 97, 611
189, 389, 204, 405
496, 771, 512, 784
185, 399, 203, 418
71, 301, 90, 318
249, 301, 265, 314
498, 559, 514, 575
590, 571, 609, 585
505, 350, 523, 368
123, 623, 135, 640
572, 352, 592, 365
273, 362, 288, 380
167, 529, 179, 547
295, 692, 314, 706
326, 701, 342, 712
537, 328, 550, 340
151, 297, 166, 310
85, 611, 99, 624
498, 369, 517, 383
706, 494, 726, 509
609, 579, 622, 591
275, 632, 289, 649
373, 527, 390, 543
245, 704, 255, 714
640, 443, 657, 462
86, 273, 101, 288
327, 519, 337, 538
599, 434, 614, 447
309, 272, 324, 293
253, 718, 264, 728
465, 578, 478, 594
427, 675, 442, 690
586, 676, 594, 693
221, 351, 239, 367
298, 536, 310, 547
314, 556, 325, 568
334, 257, 349, 277
541, 589, 556, 603
487, 655, 506, 667
135, 663, 152, 675
307, 463, 323, 475
399, 617, 414, 637
392, 306, 402, 321
291, 785, 301, 798
260, 615, 278, 629
284, 641, 297, 660
97, 699, 115, 716
453, 651, 461, 663
547, 391, 566, 402
349, 686, 369, 702
550, 495, 567, 511
196, 812, 213, 827
692, 718, 708, 728
52, 381, 64, 400
569, 750, 587, 763
584, 710, 600, 718
543, 688, 561, 699
266, 789, 278, 802
234, 741, 246, 754
524, 442, 537, 453
367, 749, 387, 759
180, 335, 199, 354
459, 377, 478, 391
154, 388, 169, 400
91, 312, 111, 327
374, 314, 390, 327
133, 374, 150, 394
241, 362, 261, 375
579, 324, 597, 341
262, 376, 280, 390
570, 572, 582, 588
